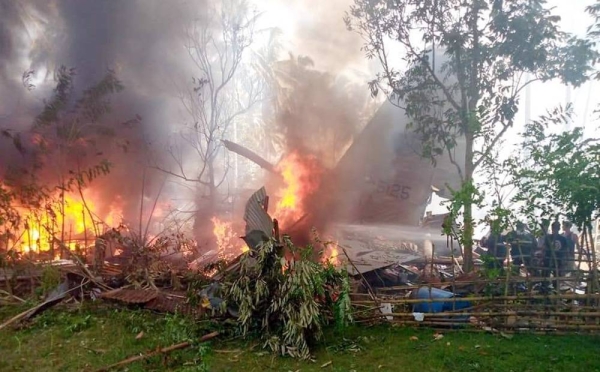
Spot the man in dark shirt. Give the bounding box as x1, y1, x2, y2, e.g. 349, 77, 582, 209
543, 221, 568, 280
562, 220, 579, 273
483, 222, 507, 271
505, 221, 536, 272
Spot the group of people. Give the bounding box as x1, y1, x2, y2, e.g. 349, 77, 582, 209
480, 219, 579, 278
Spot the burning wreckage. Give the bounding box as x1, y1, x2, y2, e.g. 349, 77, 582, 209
0, 101, 472, 327
209, 100, 477, 320
221, 100, 472, 288
4, 99, 597, 337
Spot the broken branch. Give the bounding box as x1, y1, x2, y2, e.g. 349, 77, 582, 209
221, 140, 279, 174
95, 331, 219, 372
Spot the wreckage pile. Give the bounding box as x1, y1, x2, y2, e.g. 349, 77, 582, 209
0, 187, 353, 365
345, 243, 600, 334
3, 186, 600, 369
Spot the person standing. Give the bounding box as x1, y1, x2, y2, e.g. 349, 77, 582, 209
506, 221, 536, 272
483, 221, 507, 271
543, 221, 568, 284
532, 219, 551, 278
562, 220, 579, 274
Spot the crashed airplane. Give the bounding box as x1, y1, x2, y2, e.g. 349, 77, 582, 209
224, 51, 467, 278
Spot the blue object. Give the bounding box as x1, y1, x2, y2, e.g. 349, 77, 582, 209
412, 287, 471, 314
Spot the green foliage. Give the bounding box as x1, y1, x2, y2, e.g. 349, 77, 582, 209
325, 335, 367, 354
223, 237, 352, 359
64, 314, 93, 334
156, 314, 211, 371
444, 180, 485, 246
162, 313, 200, 344
507, 106, 600, 230
39, 264, 61, 295
34, 308, 95, 335
31, 65, 136, 160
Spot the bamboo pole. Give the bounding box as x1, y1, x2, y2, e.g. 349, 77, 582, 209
587, 225, 598, 300
376, 275, 583, 291
450, 237, 458, 312
338, 244, 379, 307
95, 331, 219, 372
364, 316, 600, 331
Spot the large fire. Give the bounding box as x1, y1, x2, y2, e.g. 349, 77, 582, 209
8, 190, 123, 255
273, 151, 324, 229
208, 151, 326, 262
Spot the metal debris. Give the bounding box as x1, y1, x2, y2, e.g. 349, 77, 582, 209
99, 288, 158, 304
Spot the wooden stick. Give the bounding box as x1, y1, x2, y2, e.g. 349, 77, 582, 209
376, 275, 584, 290
0, 289, 25, 303
353, 293, 600, 305
338, 244, 380, 307
95, 331, 219, 372
0, 279, 90, 330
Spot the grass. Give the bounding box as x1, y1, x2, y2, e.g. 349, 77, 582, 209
2, 303, 600, 372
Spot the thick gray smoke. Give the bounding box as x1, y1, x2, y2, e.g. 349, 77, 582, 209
0, 0, 202, 224
259, 0, 367, 73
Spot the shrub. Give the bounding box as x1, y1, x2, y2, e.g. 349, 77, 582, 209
223, 236, 352, 359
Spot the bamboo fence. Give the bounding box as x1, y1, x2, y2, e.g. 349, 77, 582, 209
350, 233, 600, 334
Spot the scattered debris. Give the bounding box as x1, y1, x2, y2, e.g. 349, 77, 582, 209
99, 288, 158, 304
3, 182, 600, 372
413, 313, 425, 322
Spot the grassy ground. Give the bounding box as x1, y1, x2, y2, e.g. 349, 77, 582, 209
2, 303, 600, 372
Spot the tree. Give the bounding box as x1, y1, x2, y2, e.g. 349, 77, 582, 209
509, 108, 600, 227
345, 0, 597, 271
158, 0, 263, 241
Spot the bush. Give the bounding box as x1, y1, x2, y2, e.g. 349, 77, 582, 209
223, 236, 352, 359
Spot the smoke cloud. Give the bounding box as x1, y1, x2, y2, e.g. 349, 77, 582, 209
0, 0, 204, 224
0, 0, 379, 248
258, 0, 367, 73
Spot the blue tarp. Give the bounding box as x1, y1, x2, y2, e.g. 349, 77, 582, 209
412, 286, 471, 314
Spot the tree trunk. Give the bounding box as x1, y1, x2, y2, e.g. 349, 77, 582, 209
208, 158, 217, 214
462, 133, 475, 272
462, 0, 480, 273
193, 157, 218, 254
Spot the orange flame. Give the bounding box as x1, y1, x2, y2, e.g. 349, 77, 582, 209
211, 217, 247, 260
273, 151, 323, 228
11, 191, 123, 254
324, 240, 340, 266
